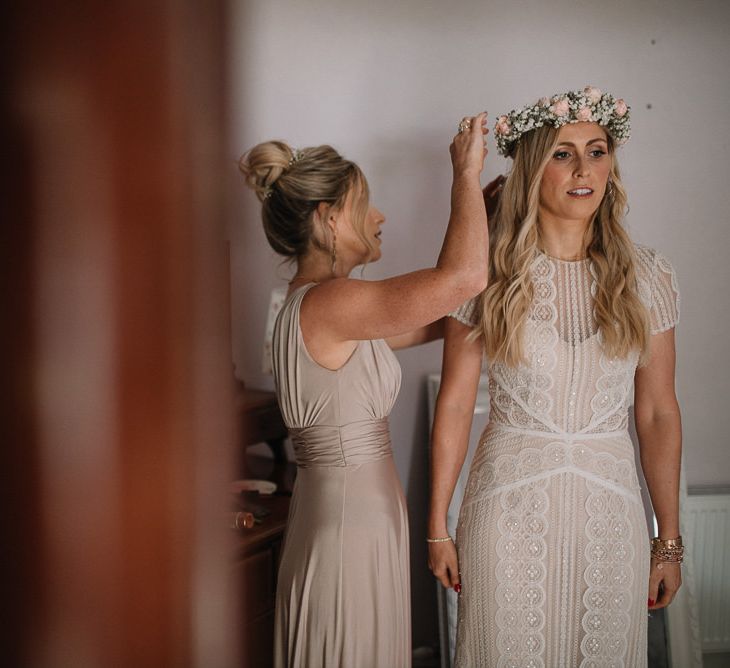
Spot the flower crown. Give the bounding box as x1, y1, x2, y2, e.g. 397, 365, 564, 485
494, 86, 630, 157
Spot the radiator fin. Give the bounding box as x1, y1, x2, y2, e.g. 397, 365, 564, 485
685, 493, 730, 651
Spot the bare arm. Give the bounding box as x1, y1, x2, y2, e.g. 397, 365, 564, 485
303, 114, 489, 348
634, 327, 682, 609
427, 317, 483, 589
400, 172, 497, 338
386, 318, 445, 350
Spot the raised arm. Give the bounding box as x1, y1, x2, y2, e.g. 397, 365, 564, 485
385, 318, 445, 350
384, 173, 508, 351
634, 327, 682, 609
427, 316, 483, 590
303, 113, 490, 347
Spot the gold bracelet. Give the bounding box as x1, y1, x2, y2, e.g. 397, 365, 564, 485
652, 551, 684, 563
426, 536, 453, 543
651, 536, 684, 563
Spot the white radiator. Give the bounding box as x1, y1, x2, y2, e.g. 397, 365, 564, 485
685, 490, 730, 652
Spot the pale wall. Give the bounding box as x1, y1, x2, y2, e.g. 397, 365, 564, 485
227, 0, 730, 648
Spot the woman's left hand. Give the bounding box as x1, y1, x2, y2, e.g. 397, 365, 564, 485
648, 558, 682, 609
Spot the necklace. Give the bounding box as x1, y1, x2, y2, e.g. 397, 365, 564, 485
539, 249, 588, 262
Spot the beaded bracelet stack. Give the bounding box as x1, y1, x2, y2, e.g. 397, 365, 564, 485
651, 536, 684, 563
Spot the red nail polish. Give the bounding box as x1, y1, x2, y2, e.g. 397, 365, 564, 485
454, 583, 462, 594
648, 598, 655, 607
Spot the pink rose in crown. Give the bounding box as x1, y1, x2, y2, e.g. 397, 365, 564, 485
615, 99, 628, 117
496, 116, 511, 135
550, 99, 570, 117
576, 107, 593, 122
584, 86, 603, 104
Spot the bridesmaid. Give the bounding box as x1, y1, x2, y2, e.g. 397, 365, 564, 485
239, 112, 489, 667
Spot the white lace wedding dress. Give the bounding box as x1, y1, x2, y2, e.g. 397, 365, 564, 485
450, 245, 679, 667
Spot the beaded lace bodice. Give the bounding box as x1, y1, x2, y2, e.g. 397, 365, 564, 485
451, 245, 680, 438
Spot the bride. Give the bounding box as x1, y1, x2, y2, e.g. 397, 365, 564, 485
428, 87, 683, 667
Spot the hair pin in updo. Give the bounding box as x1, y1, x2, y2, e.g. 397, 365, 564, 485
288, 149, 303, 167
262, 186, 273, 200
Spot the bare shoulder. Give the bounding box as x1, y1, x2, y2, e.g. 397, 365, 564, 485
298, 280, 359, 369
299, 277, 361, 327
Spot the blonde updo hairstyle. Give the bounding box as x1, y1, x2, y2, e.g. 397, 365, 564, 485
479, 124, 650, 366
239, 141, 374, 262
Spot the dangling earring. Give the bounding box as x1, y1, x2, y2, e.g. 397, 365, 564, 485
607, 177, 615, 202
330, 219, 337, 275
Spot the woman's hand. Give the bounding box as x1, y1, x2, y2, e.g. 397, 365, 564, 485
648, 559, 682, 609
428, 539, 461, 592
450, 112, 488, 178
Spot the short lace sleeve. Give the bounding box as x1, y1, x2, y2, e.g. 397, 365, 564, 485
448, 295, 481, 328
649, 251, 680, 334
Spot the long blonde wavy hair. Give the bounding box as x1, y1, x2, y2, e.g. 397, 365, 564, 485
479, 124, 649, 366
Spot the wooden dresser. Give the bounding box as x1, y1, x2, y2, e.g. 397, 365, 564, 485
235, 493, 290, 667
235, 387, 294, 667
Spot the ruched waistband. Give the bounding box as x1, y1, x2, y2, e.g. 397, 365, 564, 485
288, 417, 392, 467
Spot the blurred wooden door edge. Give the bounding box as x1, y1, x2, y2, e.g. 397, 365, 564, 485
1, 3, 239, 667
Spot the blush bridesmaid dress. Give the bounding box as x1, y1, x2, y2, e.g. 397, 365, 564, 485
271, 283, 411, 668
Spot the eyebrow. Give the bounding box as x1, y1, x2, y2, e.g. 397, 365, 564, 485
556, 138, 608, 148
